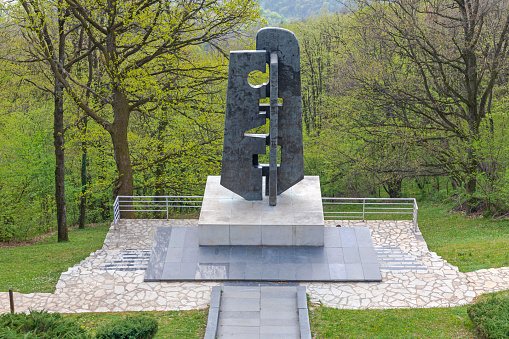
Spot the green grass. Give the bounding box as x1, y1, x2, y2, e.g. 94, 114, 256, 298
418, 202, 509, 272
309, 305, 474, 338
0, 224, 110, 293
64, 310, 207, 338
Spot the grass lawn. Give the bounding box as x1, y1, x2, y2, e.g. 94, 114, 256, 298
309, 304, 474, 338
65, 310, 208, 338
0, 224, 110, 293
418, 202, 509, 272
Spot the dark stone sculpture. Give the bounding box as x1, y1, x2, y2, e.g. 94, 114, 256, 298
220, 28, 304, 205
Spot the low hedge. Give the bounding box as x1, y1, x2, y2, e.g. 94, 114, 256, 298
94, 314, 158, 339
467, 293, 509, 339
0, 311, 90, 338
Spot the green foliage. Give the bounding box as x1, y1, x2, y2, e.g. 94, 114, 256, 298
95, 315, 158, 339
468, 292, 509, 339
0, 101, 57, 242
0, 224, 110, 293
261, 8, 288, 26
0, 311, 90, 339
259, 0, 343, 19
61, 310, 208, 339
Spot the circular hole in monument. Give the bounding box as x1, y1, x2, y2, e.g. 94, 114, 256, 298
247, 65, 269, 87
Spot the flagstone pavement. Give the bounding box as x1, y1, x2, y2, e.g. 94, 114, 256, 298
1, 219, 509, 314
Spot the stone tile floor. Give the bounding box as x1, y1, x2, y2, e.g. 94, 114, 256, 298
1, 219, 509, 314
145, 226, 381, 282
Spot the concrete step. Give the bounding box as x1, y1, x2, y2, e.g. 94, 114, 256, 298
99, 249, 151, 271
205, 283, 311, 339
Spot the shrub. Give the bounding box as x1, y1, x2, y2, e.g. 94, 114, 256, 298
0, 311, 90, 338
467, 294, 509, 339
94, 314, 158, 339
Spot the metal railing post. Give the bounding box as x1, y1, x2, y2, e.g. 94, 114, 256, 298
166, 197, 169, 220
113, 196, 119, 230
362, 199, 365, 221
413, 198, 418, 233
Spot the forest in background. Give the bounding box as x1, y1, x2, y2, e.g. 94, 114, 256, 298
0, 0, 508, 242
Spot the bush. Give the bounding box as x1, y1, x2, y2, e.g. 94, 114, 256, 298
94, 314, 158, 339
0, 311, 90, 338
467, 294, 509, 339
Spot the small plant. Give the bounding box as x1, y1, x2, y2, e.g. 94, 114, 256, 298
0, 311, 90, 338
94, 314, 158, 339
467, 294, 509, 339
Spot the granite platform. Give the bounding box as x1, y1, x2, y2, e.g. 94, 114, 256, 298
144, 226, 382, 282
199, 176, 324, 246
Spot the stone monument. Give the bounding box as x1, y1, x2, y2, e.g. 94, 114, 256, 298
199, 27, 325, 246
145, 29, 381, 280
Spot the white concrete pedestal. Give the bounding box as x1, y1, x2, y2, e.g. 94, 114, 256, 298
198, 176, 324, 246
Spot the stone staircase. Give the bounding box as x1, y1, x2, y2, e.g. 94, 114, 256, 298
375, 246, 426, 271
99, 249, 151, 271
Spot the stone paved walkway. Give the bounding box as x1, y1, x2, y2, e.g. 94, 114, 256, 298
1, 219, 509, 314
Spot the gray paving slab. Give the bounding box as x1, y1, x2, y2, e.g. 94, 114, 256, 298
326, 247, 344, 263
329, 263, 347, 280
168, 227, 187, 248
220, 317, 260, 326
359, 247, 378, 263
145, 226, 381, 282
346, 263, 365, 280
220, 311, 260, 319
260, 334, 299, 339
343, 247, 361, 264
354, 227, 374, 247
363, 263, 383, 281
261, 318, 301, 326
312, 263, 331, 280
260, 309, 299, 320
262, 264, 279, 279
278, 263, 297, 280
260, 325, 300, 335
339, 227, 358, 247
221, 297, 260, 312
324, 227, 341, 247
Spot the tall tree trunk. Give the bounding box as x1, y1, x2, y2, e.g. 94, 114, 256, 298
54, 76, 68, 241
79, 117, 87, 229
465, 143, 478, 215
110, 89, 135, 218
79, 42, 94, 229
55, 3, 68, 242
384, 177, 402, 198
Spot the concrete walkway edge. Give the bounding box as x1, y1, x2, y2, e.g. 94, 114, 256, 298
204, 286, 222, 339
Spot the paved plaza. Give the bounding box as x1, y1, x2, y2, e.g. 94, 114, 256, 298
1, 219, 509, 314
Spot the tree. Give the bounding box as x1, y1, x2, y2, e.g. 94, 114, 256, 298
21, 0, 261, 217
12, 0, 90, 240
345, 0, 509, 213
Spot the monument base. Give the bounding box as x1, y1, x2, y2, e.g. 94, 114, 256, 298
198, 176, 324, 246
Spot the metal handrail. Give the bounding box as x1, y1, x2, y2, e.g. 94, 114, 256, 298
112, 195, 419, 233
113, 195, 203, 228
322, 197, 418, 231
